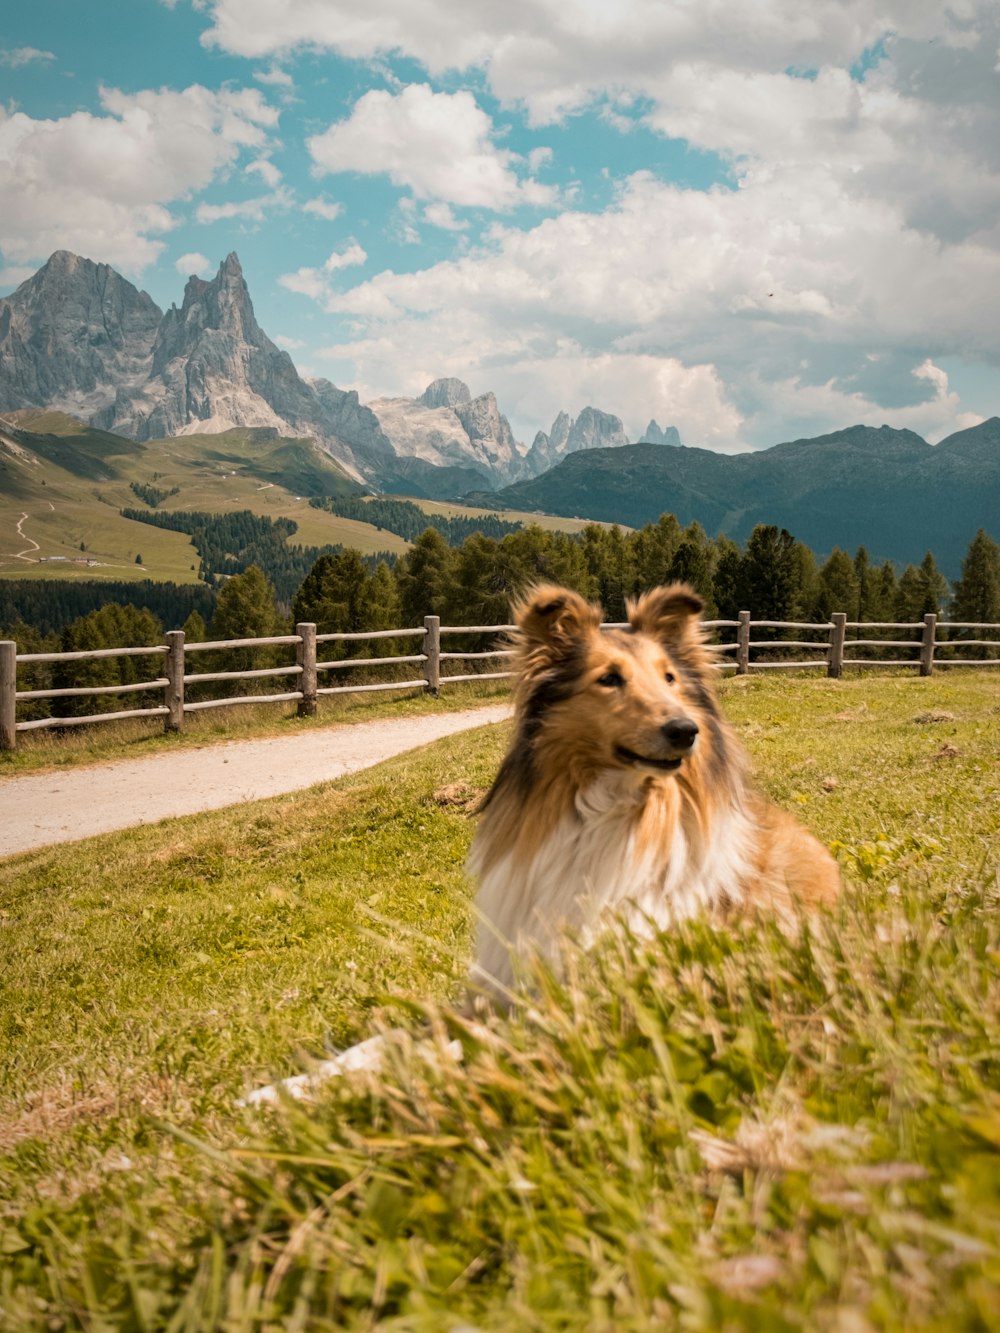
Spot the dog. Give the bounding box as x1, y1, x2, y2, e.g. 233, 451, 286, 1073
244, 581, 839, 1103
467, 582, 841, 999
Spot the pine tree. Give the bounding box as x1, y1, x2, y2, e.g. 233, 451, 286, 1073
919, 551, 949, 616
55, 604, 164, 716
737, 525, 803, 632
631, 513, 683, 590
854, 547, 877, 621
815, 548, 860, 621
950, 529, 1000, 658
181, 610, 207, 643
395, 529, 456, 627
951, 529, 1000, 624
209, 565, 285, 688
710, 536, 743, 621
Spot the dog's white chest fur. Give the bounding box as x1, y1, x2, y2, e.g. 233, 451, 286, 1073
470, 772, 753, 995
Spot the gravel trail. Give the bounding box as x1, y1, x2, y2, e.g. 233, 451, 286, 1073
0, 704, 512, 858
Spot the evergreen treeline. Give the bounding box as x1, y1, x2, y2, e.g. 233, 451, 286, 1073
4, 521, 997, 725
120, 507, 395, 601
0, 579, 216, 638
130, 481, 179, 507
311, 495, 524, 545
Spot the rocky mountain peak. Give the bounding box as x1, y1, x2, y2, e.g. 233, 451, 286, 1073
420, 377, 472, 409
0, 251, 161, 417
642, 419, 682, 446
566, 406, 629, 453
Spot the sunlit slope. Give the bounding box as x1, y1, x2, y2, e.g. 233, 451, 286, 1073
0, 413, 408, 582
381, 495, 622, 534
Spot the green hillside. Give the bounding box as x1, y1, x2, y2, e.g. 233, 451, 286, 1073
0, 413, 408, 584
481, 421, 1000, 574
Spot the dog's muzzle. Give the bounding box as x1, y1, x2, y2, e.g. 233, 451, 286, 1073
615, 717, 699, 771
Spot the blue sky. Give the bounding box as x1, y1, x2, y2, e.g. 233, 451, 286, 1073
1, 0, 998, 450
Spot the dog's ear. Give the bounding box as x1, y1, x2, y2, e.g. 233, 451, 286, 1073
627, 583, 703, 645
514, 584, 602, 658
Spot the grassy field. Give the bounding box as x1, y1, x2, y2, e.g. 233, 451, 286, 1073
1, 673, 999, 1329
0, 414, 406, 583
386, 494, 625, 534
1, 413, 618, 589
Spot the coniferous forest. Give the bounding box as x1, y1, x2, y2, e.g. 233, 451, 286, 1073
4, 518, 998, 712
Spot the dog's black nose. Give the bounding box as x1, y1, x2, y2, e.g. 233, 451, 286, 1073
662, 718, 699, 750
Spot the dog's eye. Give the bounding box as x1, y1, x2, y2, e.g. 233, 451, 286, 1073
665, 671, 676, 685
597, 669, 625, 688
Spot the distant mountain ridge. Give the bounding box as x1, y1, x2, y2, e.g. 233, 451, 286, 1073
1, 250, 995, 569
477, 420, 1000, 573
0, 251, 684, 495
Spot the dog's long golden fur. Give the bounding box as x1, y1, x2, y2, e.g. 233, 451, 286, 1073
468, 582, 840, 996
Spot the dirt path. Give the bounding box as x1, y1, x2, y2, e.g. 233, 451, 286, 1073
11, 512, 40, 561
0, 704, 512, 858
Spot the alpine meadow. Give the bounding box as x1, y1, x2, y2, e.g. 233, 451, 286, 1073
2, 1, 1000, 1329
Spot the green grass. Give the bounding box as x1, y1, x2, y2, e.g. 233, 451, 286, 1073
1, 674, 999, 1329
376, 495, 626, 534
0, 414, 405, 583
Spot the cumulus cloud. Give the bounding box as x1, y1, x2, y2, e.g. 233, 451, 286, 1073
278, 241, 367, 300
246, 156, 282, 187
295, 167, 999, 447
175, 251, 213, 277
0, 84, 279, 271
253, 64, 293, 87
199, 0, 957, 115
307, 84, 555, 211
322, 242, 367, 271
198, 1, 998, 442
302, 197, 342, 221
423, 202, 469, 231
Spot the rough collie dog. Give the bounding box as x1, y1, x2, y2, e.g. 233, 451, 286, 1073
467, 582, 841, 999
244, 581, 839, 1103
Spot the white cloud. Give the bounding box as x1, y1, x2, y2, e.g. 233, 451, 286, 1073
175, 251, 213, 277
299, 168, 1000, 446
307, 84, 556, 211
0, 84, 279, 270
199, 1, 959, 115
253, 64, 293, 87
246, 156, 282, 187
423, 202, 468, 231
278, 267, 329, 300
323, 242, 367, 271
274, 333, 305, 349
0, 47, 56, 68
278, 241, 367, 301
195, 185, 292, 223
302, 197, 342, 221
199, 3, 999, 442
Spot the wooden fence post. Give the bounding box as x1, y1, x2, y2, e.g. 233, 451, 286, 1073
0, 640, 16, 752
296, 622, 317, 716
165, 630, 185, 732
828, 613, 847, 678
423, 615, 441, 695
920, 613, 937, 676
736, 611, 751, 675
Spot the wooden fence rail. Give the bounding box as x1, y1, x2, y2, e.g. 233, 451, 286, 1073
1, 611, 998, 751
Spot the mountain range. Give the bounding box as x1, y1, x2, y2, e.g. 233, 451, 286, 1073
477, 420, 1000, 572
0, 251, 672, 496
0, 250, 996, 573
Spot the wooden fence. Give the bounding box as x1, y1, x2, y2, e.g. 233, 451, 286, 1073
1, 612, 998, 751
